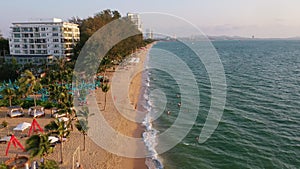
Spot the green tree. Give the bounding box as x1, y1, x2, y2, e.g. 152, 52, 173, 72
101, 84, 110, 110
45, 119, 71, 164
0, 58, 20, 81
25, 134, 54, 159
75, 106, 94, 151
0, 35, 9, 56
1, 86, 16, 107
18, 70, 42, 107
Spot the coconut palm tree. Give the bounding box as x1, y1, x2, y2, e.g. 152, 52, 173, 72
25, 134, 54, 159
1, 86, 16, 107
75, 106, 94, 151
75, 119, 88, 151
18, 70, 42, 107
101, 84, 110, 110
45, 119, 71, 164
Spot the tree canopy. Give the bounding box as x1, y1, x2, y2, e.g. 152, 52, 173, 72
70, 9, 146, 69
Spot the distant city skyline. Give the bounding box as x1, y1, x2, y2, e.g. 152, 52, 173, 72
1, 0, 300, 38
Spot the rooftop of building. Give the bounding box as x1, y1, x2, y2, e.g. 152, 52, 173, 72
12, 18, 78, 26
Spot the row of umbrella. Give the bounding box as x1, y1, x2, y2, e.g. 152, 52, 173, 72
4, 118, 67, 156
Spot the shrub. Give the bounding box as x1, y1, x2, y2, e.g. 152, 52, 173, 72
40, 160, 59, 169
2, 120, 8, 128
0, 162, 8, 169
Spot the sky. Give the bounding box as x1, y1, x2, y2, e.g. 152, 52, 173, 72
1, 0, 300, 38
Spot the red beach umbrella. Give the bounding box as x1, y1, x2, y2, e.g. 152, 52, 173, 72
5, 134, 25, 156
28, 118, 44, 136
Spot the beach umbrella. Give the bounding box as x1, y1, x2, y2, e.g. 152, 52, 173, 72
5, 134, 25, 156
48, 136, 59, 144
28, 119, 44, 136
58, 117, 69, 122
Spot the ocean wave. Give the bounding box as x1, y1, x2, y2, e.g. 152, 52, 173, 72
141, 67, 164, 169
142, 112, 164, 169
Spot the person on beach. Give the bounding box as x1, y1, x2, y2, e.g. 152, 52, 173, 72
76, 160, 81, 169
178, 102, 181, 107
40, 157, 44, 165
167, 110, 171, 115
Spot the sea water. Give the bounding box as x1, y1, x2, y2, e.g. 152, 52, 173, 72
141, 40, 300, 169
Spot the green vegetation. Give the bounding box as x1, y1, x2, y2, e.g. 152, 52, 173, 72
0, 162, 8, 169
70, 9, 149, 70
1, 120, 8, 128
25, 134, 54, 159
0, 86, 16, 107
40, 160, 59, 169
19, 70, 42, 107
101, 84, 110, 110
75, 106, 94, 151
45, 119, 71, 164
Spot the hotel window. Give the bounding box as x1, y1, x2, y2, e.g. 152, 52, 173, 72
54, 50, 59, 54
52, 27, 59, 31
14, 39, 20, 42
14, 34, 21, 38
13, 27, 20, 32
53, 39, 59, 42
41, 33, 46, 37
35, 33, 40, 37
21, 28, 28, 32
14, 44, 20, 48
54, 44, 59, 48
41, 27, 46, 31
53, 33, 59, 36
15, 50, 21, 53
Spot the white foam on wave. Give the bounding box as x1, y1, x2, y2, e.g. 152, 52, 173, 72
142, 88, 164, 169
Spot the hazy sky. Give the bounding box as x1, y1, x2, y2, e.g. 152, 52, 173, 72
1, 0, 299, 38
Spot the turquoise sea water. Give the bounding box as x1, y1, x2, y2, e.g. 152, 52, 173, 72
143, 40, 300, 169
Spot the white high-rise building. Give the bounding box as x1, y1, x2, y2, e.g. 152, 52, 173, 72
127, 13, 142, 32
7, 18, 80, 65
145, 28, 154, 39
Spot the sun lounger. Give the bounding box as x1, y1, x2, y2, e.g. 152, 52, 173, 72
0, 136, 11, 144
28, 106, 45, 117
7, 106, 24, 118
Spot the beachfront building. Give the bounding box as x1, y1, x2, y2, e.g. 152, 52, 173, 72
6, 18, 80, 65
127, 13, 142, 32
145, 28, 154, 39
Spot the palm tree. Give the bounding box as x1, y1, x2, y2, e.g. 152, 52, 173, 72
45, 119, 71, 164
75, 119, 88, 151
18, 70, 42, 107
101, 84, 110, 110
25, 134, 54, 159
1, 86, 16, 107
75, 106, 94, 151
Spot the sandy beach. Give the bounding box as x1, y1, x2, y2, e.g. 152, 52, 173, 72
0, 43, 153, 169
